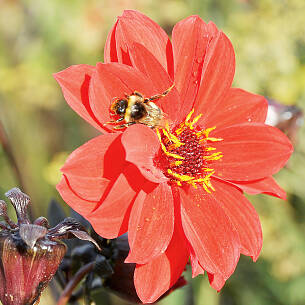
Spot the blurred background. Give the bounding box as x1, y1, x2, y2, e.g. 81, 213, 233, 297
0, 0, 305, 304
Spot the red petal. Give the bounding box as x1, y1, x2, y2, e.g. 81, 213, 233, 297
231, 176, 286, 199
61, 132, 124, 184
210, 178, 262, 261
207, 272, 226, 291
56, 176, 98, 217
205, 88, 268, 130
126, 182, 174, 264
194, 31, 235, 125
104, 22, 118, 63
191, 249, 227, 291
172, 16, 214, 120
53, 64, 106, 132
212, 123, 294, 181
104, 10, 174, 78
134, 216, 189, 303
58, 134, 123, 215
190, 250, 205, 278
60, 134, 118, 201
88, 171, 136, 239
62, 174, 108, 202
89, 62, 155, 126
128, 43, 181, 124
207, 21, 218, 36
121, 124, 167, 183
180, 186, 240, 279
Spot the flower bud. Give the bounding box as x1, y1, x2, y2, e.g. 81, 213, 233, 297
0, 233, 66, 305
0, 188, 100, 305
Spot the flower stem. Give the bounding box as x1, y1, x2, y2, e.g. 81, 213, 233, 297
57, 262, 95, 305
0, 119, 26, 191
0, 119, 35, 220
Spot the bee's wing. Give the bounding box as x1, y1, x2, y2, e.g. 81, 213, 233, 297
157, 112, 172, 129
141, 103, 172, 128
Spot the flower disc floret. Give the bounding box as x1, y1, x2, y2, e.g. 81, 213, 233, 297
155, 110, 222, 192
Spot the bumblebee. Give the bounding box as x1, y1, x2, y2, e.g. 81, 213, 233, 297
107, 84, 174, 129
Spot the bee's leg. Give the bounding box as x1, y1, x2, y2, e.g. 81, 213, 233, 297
161, 83, 175, 96
139, 122, 155, 129
145, 84, 175, 102
113, 122, 136, 129
133, 91, 144, 98
105, 117, 124, 125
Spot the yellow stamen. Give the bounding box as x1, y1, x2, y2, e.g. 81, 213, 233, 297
156, 129, 185, 160
165, 121, 170, 131
205, 147, 216, 151
188, 114, 202, 129
167, 169, 194, 182
202, 183, 211, 193
168, 143, 179, 150
169, 133, 184, 146
185, 109, 195, 123
162, 129, 184, 147
167, 152, 185, 160
199, 137, 223, 143
196, 126, 216, 138
203, 168, 214, 172
175, 125, 185, 135
203, 152, 223, 161
162, 128, 171, 140
170, 161, 183, 167
205, 180, 215, 191
207, 137, 223, 142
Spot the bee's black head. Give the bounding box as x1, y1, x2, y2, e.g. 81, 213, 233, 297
113, 99, 128, 116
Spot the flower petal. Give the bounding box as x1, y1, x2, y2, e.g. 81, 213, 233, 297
190, 250, 205, 278
121, 124, 167, 183
88, 170, 137, 239
134, 217, 189, 303
190, 254, 226, 291
207, 272, 226, 291
60, 133, 125, 200
104, 10, 174, 77
89, 62, 155, 126
230, 176, 286, 199
104, 22, 118, 63
62, 174, 108, 202
204, 88, 268, 130
56, 176, 98, 217
172, 16, 214, 119
53, 64, 106, 132
194, 31, 235, 125
210, 178, 262, 261
126, 182, 174, 264
58, 133, 129, 220
212, 123, 294, 181
128, 43, 181, 124
180, 186, 240, 279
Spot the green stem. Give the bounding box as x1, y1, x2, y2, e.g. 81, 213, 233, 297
57, 262, 95, 305
0, 119, 25, 191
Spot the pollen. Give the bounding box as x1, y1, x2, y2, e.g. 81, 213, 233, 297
154, 109, 223, 192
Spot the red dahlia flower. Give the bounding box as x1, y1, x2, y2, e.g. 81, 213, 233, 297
54, 10, 293, 303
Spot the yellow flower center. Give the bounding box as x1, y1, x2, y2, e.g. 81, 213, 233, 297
154, 109, 223, 192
